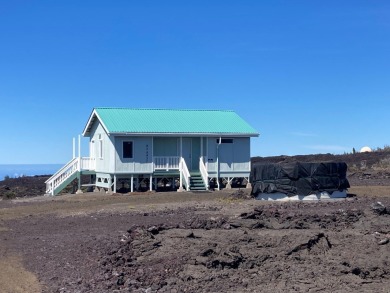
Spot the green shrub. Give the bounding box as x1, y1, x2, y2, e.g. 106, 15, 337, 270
2, 191, 16, 199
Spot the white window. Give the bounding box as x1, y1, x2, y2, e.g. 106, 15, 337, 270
90, 140, 95, 158
98, 134, 103, 159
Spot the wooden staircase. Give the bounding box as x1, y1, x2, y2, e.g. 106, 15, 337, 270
45, 158, 80, 196
189, 172, 207, 191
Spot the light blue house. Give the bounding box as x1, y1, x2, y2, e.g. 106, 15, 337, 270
46, 108, 259, 195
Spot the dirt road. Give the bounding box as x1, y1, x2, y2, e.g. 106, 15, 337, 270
0, 188, 389, 293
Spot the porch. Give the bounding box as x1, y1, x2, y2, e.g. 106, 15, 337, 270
45, 155, 251, 195
45, 156, 205, 195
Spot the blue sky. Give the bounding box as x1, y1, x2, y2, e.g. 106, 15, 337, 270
1, 1, 389, 164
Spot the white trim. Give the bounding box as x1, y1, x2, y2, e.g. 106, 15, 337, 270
90, 140, 95, 159
98, 134, 103, 159
82, 109, 111, 137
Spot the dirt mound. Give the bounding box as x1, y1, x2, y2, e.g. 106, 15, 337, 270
0, 175, 93, 199
0, 176, 49, 198
251, 151, 390, 169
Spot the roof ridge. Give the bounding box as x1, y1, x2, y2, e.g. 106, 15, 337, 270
94, 107, 234, 112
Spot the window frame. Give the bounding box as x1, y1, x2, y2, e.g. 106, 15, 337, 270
122, 141, 134, 159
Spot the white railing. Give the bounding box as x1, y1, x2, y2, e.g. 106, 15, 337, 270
153, 156, 180, 170
45, 157, 80, 195
199, 157, 209, 189
81, 157, 96, 170
180, 158, 191, 191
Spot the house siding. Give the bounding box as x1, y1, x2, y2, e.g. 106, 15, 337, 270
153, 137, 179, 156
89, 120, 114, 173
114, 136, 153, 173
87, 129, 251, 176
207, 137, 250, 175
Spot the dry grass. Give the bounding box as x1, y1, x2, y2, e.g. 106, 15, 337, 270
0, 256, 41, 293
348, 186, 390, 198
0, 191, 229, 221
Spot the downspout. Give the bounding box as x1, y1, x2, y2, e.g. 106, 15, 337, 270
76, 134, 83, 194
216, 137, 221, 190
178, 137, 184, 192
78, 134, 81, 162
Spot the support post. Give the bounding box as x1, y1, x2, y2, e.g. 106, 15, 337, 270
106, 176, 113, 194
76, 172, 83, 194
131, 175, 134, 193
245, 177, 252, 189
113, 174, 117, 193
178, 159, 184, 192
149, 174, 153, 191
226, 177, 232, 189
78, 134, 81, 159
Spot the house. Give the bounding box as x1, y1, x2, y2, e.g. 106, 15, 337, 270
45, 108, 259, 195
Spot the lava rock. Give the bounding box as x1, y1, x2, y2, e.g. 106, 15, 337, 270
371, 202, 387, 215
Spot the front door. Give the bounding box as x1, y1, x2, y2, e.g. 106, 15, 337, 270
182, 138, 200, 171
191, 138, 200, 171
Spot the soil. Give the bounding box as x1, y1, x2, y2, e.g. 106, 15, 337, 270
0, 189, 389, 293
0, 152, 389, 292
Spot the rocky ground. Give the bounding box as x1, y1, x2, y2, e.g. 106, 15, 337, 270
0, 189, 389, 293
0, 152, 390, 292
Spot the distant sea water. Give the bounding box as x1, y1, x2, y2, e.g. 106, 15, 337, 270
0, 164, 64, 180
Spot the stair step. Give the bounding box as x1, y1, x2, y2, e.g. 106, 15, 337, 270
191, 187, 206, 191
189, 172, 206, 191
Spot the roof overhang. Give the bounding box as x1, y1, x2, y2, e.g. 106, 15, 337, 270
82, 109, 110, 137
109, 132, 260, 137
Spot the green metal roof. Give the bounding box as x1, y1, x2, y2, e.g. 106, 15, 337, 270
83, 108, 259, 136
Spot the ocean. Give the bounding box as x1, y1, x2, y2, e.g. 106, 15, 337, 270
0, 164, 64, 180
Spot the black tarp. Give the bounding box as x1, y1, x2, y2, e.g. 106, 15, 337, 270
251, 162, 350, 196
